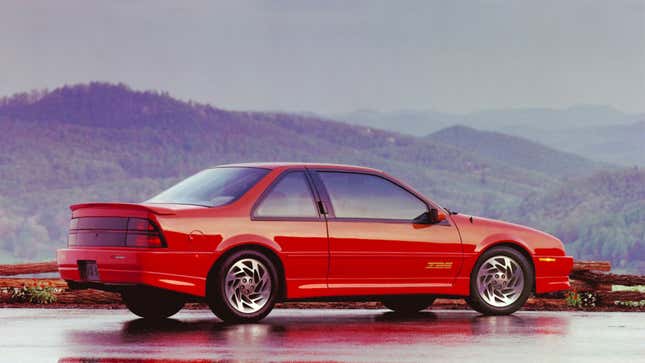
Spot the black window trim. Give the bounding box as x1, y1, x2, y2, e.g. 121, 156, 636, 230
310, 169, 440, 224
250, 168, 323, 221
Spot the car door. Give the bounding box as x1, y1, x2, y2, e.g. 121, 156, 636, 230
311, 170, 463, 296
252, 169, 329, 298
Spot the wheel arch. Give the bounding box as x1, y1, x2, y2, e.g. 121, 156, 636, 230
207, 243, 287, 300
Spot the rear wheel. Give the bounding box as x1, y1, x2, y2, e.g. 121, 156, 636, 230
121, 286, 185, 319
207, 250, 279, 323
382, 296, 436, 314
466, 246, 533, 315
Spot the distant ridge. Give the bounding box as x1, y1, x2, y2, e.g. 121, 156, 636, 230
427, 125, 604, 177
329, 106, 645, 167
0, 82, 219, 129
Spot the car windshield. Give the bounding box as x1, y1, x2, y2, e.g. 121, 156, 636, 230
146, 167, 270, 207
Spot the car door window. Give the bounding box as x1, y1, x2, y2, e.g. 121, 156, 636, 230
254, 171, 319, 218
319, 172, 427, 220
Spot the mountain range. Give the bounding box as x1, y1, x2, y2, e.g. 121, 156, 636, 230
0, 83, 642, 273
426, 125, 606, 178
331, 107, 645, 166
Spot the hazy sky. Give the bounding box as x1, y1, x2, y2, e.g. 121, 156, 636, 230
1, 0, 644, 113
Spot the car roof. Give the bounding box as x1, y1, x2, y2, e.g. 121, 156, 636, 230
216, 162, 383, 173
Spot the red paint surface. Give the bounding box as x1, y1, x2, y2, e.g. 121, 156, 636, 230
58, 163, 572, 300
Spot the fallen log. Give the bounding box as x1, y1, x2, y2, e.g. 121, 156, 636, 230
569, 279, 612, 292
525, 298, 568, 309
433, 298, 466, 306
0, 278, 67, 288
572, 261, 611, 272
0, 261, 58, 276
55, 290, 121, 304
570, 270, 645, 286
596, 291, 645, 305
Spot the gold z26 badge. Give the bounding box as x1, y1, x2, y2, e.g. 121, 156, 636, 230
425, 261, 453, 269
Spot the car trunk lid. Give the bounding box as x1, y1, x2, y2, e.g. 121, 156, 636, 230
68, 203, 179, 248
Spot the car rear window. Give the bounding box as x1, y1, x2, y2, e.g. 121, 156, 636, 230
146, 167, 269, 207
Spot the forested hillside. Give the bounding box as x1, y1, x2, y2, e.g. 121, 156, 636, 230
513, 168, 645, 273
0, 83, 641, 273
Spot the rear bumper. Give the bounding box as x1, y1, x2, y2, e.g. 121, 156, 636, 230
533, 255, 574, 294
57, 248, 216, 297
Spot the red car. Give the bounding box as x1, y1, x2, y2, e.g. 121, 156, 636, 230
58, 163, 573, 322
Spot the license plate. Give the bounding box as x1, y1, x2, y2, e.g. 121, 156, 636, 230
78, 260, 100, 281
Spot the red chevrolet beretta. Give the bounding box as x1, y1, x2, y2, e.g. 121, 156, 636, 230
58, 163, 573, 322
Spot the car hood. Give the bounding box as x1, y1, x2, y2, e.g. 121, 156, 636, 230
449, 213, 566, 255
455, 214, 553, 236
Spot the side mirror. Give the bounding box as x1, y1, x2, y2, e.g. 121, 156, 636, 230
414, 208, 447, 224
429, 208, 447, 223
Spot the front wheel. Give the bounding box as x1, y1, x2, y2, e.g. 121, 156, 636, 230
207, 250, 279, 323
382, 296, 436, 314
121, 286, 185, 319
466, 246, 533, 315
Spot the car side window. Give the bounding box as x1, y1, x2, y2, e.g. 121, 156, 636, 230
254, 171, 319, 218
319, 172, 427, 220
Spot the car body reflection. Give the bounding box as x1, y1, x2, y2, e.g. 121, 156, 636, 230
60, 310, 569, 362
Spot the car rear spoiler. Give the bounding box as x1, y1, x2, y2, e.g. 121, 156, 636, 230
69, 203, 176, 215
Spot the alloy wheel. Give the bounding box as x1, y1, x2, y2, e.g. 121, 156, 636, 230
476, 255, 525, 307
224, 258, 272, 314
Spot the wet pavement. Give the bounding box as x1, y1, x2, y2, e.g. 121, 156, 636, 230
1, 308, 643, 362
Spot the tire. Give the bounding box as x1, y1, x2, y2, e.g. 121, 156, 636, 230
466, 246, 534, 315
121, 286, 185, 319
382, 295, 436, 314
207, 249, 279, 323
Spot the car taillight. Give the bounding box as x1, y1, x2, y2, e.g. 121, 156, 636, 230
126, 233, 163, 248
126, 218, 164, 248
68, 217, 166, 248
127, 218, 156, 231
